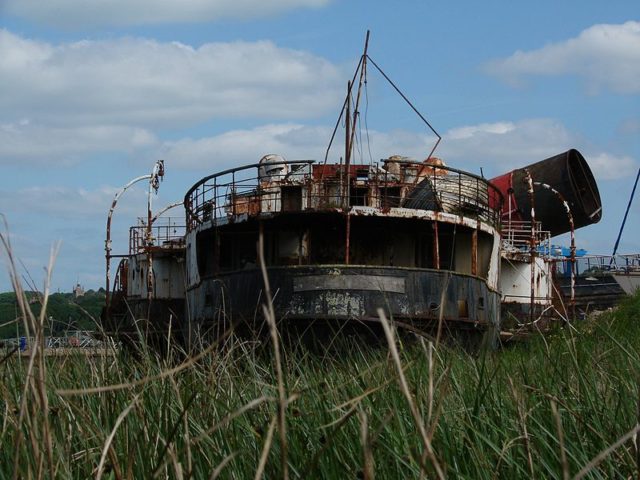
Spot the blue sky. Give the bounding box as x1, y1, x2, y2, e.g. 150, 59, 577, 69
0, 0, 639, 292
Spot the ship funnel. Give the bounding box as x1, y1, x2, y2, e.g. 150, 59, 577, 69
490, 149, 602, 237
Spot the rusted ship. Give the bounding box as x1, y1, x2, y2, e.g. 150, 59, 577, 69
181, 153, 504, 345
102, 38, 605, 349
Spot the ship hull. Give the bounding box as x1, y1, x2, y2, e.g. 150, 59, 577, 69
186, 265, 500, 345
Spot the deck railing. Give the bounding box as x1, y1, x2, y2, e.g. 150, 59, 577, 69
502, 220, 551, 257
129, 218, 186, 254
183, 160, 504, 231
553, 253, 640, 277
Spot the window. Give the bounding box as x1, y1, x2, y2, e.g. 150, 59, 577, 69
281, 186, 302, 212
350, 187, 368, 206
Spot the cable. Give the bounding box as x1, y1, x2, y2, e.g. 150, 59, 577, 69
364, 79, 373, 166
322, 55, 364, 171
366, 54, 441, 161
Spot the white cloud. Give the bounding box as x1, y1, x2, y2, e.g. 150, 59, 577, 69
162, 118, 637, 181
155, 119, 636, 181
586, 153, 637, 181
0, 121, 157, 165
447, 122, 515, 140
0, 30, 343, 129
3, 0, 330, 27
440, 119, 637, 180
2, 106, 633, 182
440, 119, 575, 171
0, 183, 182, 292
0, 186, 146, 219
159, 123, 438, 170
161, 124, 320, 169
485, 21, 640, 94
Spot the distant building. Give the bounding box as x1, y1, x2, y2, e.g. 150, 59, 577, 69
73, 283, 85, 299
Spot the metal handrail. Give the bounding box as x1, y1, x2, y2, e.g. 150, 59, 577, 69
558, 253, 640, 275
129, 222, 186, 254
184, 160, 504, 231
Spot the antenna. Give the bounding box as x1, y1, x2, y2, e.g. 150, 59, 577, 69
323, 31, 442, 177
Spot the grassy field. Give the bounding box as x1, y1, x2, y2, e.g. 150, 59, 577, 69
1, 292, 639, 479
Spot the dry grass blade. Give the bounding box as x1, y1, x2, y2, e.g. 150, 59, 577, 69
192, 396, 273, 444
254, 416, 277, 480
0, 346, 18, 366
636, 391, 640, 479
151, 390, 197, 478
153, 440, 183, 480
258, 229, 288, 480
508, 376, 534, 477
0, 318, 19, 330
303, 407, 358, 473
572, 424, 640, 480
175, 375, 193, 478
96, 394, 140, 480
435, 271, 450, 347
209, 451, 238, 480
551, 400, 569, 480
36, 243, 60, 479
1, 218, 58, 479
418, 336, 452, 447
377, 308, 445, 479
322, 404, 358, 429
420, 338, 435, 426
491, 435, 528, 479
359, 408, 374, 480
426, 367, 450, 443
1, 220, 33, 479
167, 445, 184, 480
333, 382, 391, 411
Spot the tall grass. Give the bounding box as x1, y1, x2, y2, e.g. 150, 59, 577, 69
2, 303, 639, 478
1, 223, 640, 477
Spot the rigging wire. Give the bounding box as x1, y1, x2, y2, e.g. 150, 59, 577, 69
364, 79, 374, 167
322, 55, 364, 170
323, 34, 443, 180
350, 88, 364, 163
356, 111, 363, 164
366, 54, 441, 161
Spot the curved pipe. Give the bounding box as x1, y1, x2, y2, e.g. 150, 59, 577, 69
105, 160, 164, 308
151, 201, 182, 225
105, 174, 152, 308
535, 181, 576, 318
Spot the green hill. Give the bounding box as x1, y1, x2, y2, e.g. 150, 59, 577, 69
0, 289, 105, 338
